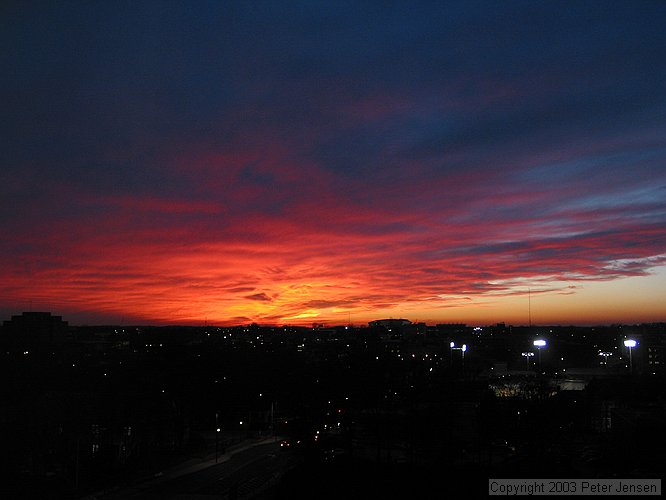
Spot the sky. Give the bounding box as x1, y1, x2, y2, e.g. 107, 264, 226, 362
2, 1, 666, 326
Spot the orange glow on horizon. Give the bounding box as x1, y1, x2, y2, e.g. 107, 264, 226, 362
2, 220, 664, 326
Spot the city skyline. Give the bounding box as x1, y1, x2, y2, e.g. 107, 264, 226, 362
2, 2, 666, 326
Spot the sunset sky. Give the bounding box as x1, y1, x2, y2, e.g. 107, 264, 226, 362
2, 1, 665, 326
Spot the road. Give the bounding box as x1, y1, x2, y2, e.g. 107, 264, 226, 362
98, 441, 300, 500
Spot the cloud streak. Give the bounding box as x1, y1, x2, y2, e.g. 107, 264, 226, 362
1, 1, 666, 325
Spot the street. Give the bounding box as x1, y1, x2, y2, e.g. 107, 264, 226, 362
98, 441, 299, 500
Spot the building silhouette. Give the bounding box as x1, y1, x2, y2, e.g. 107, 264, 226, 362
2, 311, 69, 350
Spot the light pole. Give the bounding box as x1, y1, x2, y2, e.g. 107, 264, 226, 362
624, 339, 637, 374
522, 352, 534, 370
215, 411, 220, 463
450, 341, 455, 367
450, 343, 467, 370
598, 351, 612, 365
533, 339, 547, 372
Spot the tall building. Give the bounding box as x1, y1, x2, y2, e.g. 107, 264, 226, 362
2, 311, 69, 349
647, 345, 665, 372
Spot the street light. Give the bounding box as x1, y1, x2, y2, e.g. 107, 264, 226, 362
598, 351, 612, 365
624, 339, 637, 374
533, 339, 547, 372
450, 343, 467, 369
215, 412, 220, 463
522, 352, 534, 370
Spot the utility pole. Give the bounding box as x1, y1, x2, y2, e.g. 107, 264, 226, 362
270, 402, 275, 441
74, 437, 80, 491
215, 412, 219, 463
